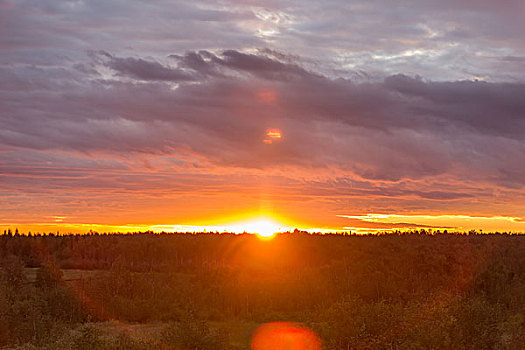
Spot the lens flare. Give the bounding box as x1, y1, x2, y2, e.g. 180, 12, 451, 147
251, 322, 322, 350
263, 128, 282, 144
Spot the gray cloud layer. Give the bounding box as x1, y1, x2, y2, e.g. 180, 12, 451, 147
2, 49, 525, 184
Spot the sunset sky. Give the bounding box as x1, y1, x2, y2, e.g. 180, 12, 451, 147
2, 0, 525, 233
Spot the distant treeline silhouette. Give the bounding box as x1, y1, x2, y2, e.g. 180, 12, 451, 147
3, 227, 524, 237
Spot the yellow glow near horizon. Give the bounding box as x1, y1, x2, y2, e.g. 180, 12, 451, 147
337, 213, 525, 232
150, 214, 292, 238
6, 212, 525, 236
1, 213, 295, 236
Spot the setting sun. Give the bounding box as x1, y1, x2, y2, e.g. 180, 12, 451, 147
247, 219, 281, 239
220, 217, 288, 239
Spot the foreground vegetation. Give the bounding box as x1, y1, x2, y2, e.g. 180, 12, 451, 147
1, 231, 524, 349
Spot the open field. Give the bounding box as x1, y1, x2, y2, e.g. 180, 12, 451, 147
1, 232, 525, 349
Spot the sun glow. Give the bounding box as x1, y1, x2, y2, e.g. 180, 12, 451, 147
6, 213, 298, 237
220, 216, 290, 239
245, 219, 281, 239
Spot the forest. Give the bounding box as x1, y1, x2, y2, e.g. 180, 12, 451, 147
0, 230, 524, 349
